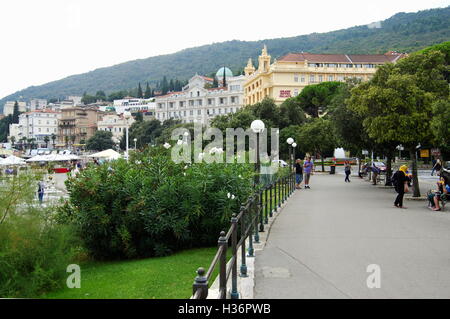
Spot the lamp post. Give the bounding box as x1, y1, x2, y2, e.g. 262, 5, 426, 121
292, 142, 297, 166
123, 111, 132, 162
133, 138, 137, 150
286, 137, 294, 171
250, 120, 265, 186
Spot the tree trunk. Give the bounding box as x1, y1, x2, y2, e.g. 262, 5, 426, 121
321, 154, 325, 172
409, 147, 421, 197
357, 157, 362, 177
385, 154, 392, 186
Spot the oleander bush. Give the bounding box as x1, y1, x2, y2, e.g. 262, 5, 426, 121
63, 147, 255, 260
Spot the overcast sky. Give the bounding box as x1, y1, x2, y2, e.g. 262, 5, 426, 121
0, 0, 448, 99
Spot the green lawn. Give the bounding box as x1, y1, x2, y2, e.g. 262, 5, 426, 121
41, 247, 217, 299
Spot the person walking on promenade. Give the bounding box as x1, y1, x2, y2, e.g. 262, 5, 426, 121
431, 159, 442, 176
303, 157, 314, 189
392, 165, 410, 209
372, 162, 381, 185
344, 161, 351, 182
295, 159, 303, 189
37, 180, 45, 204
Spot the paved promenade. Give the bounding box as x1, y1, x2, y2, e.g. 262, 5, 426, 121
254, 173, 450, 298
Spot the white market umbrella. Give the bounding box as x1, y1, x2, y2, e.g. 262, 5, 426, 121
26, 155, 48, 162
0, 155, 26, 165
89, 149, 121, 160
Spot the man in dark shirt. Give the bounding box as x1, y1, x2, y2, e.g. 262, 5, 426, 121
295, 159, 303, 189
392, 165, 409, 209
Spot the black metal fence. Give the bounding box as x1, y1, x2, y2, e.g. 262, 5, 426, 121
192, 171, 296, 299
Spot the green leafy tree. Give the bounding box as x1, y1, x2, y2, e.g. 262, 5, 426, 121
431, 97, 450, 159
96, 90, 106, 101
279, 97, 306, 128
295, 81, 343, 118
297, 118, 338, 172
81, 92, 97, 105
51, 133, 56, 148
348, 50, 448, 197
86, 130, 114, 151
43, 136, 50, 148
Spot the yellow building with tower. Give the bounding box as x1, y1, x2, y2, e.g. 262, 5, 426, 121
244, 46, 406, 105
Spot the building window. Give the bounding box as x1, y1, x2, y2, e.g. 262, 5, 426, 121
294, 89, 299, 97
190, 110, 193, 115
197, 110, 201, 115
301, 74, 305, 82
328, 75, 334, 81
309, 75, 315, 83
179, 101, 184, 107
169, 102, 174, 108
219, 97, 225, 105
319, 75, 323, 82
197, 99, 202, 106
294, 74, 299, 82
189, 100, 194, 106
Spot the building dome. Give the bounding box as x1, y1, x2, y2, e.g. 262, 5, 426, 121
216, 67, 233, 79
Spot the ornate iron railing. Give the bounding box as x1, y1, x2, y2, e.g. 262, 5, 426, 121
192, 171, 296, 299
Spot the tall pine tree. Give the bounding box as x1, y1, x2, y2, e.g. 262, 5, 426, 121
144, 82, 151, 98
137, 82, 143, 98
12, 101, 20, 123
222, 67, 227, 88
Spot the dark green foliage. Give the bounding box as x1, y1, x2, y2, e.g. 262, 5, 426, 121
63, 147, 254, 260
81, 92, 97, 105
86, 130, 114, 151
295, 81, 344, 118
0, 173, 78, 298
12, 101, 20, 123
137, 83, 143, 98
0, 115, 13, 142
2, 7, 449, 107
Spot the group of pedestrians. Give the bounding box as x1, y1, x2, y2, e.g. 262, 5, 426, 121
294, 157, 314, 189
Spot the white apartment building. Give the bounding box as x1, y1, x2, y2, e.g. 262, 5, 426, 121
154, 71, 244, 125
3, 101, 27, 116
29, 99, 48, 111
9, 110, 61, 147
113, 97, 155, 115
97, 113, 135, 144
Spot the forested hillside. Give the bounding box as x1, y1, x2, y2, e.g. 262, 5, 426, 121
1, 6, 449, 110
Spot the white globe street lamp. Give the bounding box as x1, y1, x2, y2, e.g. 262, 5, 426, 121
133, 138, 137, 150
286, 137, 294, 145
250, 120, 265, 133
123, 111, 132, 161
250, 120, 265, 187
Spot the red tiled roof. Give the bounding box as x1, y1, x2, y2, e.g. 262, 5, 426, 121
201, 76, 214, 82
278, 52, 407, 64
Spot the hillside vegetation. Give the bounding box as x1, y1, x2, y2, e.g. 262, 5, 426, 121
1, 6, 449, 110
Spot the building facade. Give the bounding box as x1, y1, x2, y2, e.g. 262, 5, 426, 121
244, 46, 407, 105
9, 109, 61, 148
154, 72, 244, 125
58, 107, 100, 147
29, 99, 48, 111
97, 112, 135, 144
3, 101, 27, 116
113, 97, 155, 115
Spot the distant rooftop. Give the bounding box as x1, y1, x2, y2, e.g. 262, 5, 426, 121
278, 51, 406, 63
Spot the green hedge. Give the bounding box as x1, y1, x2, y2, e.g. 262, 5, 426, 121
62, 147, 255, 260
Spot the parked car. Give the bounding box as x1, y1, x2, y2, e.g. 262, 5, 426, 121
372, 161, 387, 172
272, 159, 288, 167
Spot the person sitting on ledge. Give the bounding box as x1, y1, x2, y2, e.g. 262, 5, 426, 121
427, 176, 449, 212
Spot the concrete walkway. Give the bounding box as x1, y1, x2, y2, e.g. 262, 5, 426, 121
254, 173, 450, 298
